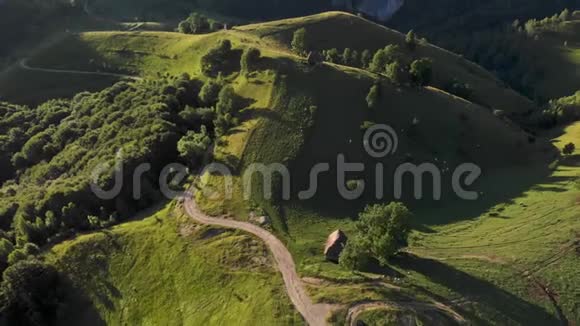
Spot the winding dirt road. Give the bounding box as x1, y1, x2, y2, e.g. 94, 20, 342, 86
345, 300, 466, 326
19, 59, 142, 80
183, 191, 333, 326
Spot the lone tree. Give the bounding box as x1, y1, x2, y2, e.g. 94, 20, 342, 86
563, 142, 576, 156
410, 58, 433, 86
291, 27, 308, 55
241, 47, 261, 73
366, 84, 380, 109
406, 30, 417, 50
339, 202, 411, 269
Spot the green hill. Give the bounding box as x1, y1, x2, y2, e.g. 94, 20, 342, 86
436, 10, 580, 102
15, 12, 535, 115
237, 12, 536, 115
47, 203, 300, 325
0, 10, 577, 325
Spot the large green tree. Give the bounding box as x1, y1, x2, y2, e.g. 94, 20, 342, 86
340, 202, 411, 269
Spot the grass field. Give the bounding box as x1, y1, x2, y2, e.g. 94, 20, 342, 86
47, 203, 302, 325
278, 123, 580, 324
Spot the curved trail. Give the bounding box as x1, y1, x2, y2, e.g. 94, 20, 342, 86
345, 300, 467, 326
183, 191, 333, 326
19, 59, 142, 80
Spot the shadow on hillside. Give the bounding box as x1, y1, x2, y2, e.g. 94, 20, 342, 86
411, 160, 578, 225
58, 274, 107, 326
392, 253, 560, 325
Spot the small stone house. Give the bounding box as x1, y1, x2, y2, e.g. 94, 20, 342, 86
324, 230, 348, 263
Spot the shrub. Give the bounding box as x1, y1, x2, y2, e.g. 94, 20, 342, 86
342, 48, 352, 65
361, 49, 372, 69
177, 126, 212, 166
291, 28, 308, 55
241, 47, 261, 73
562, 143, 575, 156
406, 30, 417, 50
324, 48, 340, 63
366, 84, 380, 109
385, 61, 407, 84
410, 58, 433, 86
199, 80, 223, 106
200, 39, 233, 76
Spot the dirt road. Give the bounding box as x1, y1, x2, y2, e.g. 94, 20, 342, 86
183, 191, 333, 326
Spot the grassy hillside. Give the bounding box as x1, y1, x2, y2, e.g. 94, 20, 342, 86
2, 11, 576, 324
47, 203, 301, 325
389, 0, 580, 38
237, 12, 536, 115
17, 12, 534, 115
439, 10, 580, 101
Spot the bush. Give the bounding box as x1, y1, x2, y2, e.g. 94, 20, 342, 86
177, 126, 212, 166
406, 30, 417, 50
361, 49, 372, 68
199, 80, 223, 106
291, 28, 308, 55
241, 47, 261, 73
562, 142, 575, 156
323, 48, 340, 63
385, 61, 407, 84
200, 40, 233, 76
366, 84, 380, 109
410, 58, 433, 86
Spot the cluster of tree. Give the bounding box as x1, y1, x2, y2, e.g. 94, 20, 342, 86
339, 202, 411, 270
177, 12, 224, 34
313, 30, 433, 87
0, 73, 247, 278
529, 91, 580, 128
521, 9, 573, 36
201, 39, 246, 77
437, 9, 574, 101
291, 28, 309, 56
388, 0, 579, 44
0, 259, 67, 326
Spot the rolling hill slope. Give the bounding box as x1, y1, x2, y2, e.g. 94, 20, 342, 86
1, 11, 576, 325
237, 12, 536, 115
47, 204, 301, 325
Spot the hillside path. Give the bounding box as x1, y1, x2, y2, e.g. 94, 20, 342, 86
345, 300, 466, 326
19, 59, 142, 80
182, 191, 334, 326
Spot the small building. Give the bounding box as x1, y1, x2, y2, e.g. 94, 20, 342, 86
324, 230, 348, 263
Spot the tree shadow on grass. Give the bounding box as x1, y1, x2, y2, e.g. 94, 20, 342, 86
392, 253, 560, 325
58, 274, 107, 326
